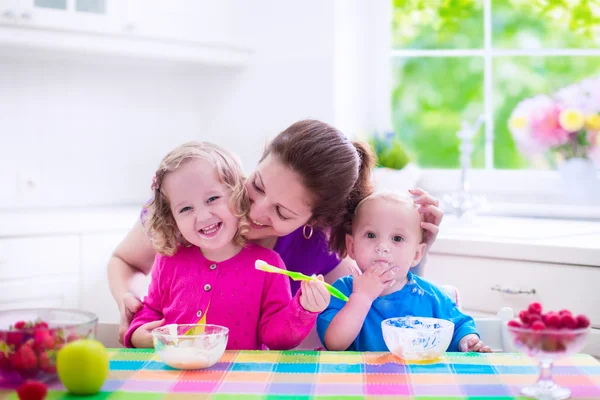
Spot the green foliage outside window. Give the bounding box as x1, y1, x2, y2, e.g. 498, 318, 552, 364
391, 0, 600, 169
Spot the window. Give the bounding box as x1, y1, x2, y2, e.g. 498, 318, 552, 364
391, 0, 600, 170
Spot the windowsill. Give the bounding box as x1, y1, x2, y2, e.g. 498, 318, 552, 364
417, 168, 600, 219
431, 215, 600, 267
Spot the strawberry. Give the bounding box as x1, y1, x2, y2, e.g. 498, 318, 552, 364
5, 331, 24, 347
38, 351, 55, 374
34, 322, 49, 330
528, 314, 542, 324
558, 309, 572, 317
576, 314, 590, 329
545, 312, 561, 329
16, 380, 48, 400
531, 320, 546, 331
519, 310, 530, 325
66, 333, 79, 343
528, 302, 543, 315
11, 344, 38, 370
560, 314, 578, 329
33, 330, 55, 352
508, 320, 522, 328
14, 321, 26, 330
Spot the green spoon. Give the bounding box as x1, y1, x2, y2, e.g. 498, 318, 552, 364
255, 260, 349, 302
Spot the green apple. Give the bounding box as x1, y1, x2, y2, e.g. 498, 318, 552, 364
57, 339, 109, 395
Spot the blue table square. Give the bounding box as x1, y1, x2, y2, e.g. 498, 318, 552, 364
109, 360, 145, 371
452, 363, 496, 374
275, 363, 318, 373
319, 363, 363, 373
231, 362, 274, 372
494, 365, 538, 374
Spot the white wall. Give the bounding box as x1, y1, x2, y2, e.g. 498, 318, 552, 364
0, 0, 336, 209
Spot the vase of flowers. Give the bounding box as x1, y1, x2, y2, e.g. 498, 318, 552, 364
508, 76, 600, 204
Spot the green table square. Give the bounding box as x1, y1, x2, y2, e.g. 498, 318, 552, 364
110, 348, 156, 361
278, 350, 319, 363
446, 352, 491, 365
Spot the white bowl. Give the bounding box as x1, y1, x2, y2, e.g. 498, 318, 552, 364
382, 317, 454, 361
152, 324, 228, 370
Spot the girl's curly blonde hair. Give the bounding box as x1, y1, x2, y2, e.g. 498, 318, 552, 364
143, 141, 250, 256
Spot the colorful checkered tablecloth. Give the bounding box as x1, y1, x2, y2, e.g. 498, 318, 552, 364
2, 349, 600, 399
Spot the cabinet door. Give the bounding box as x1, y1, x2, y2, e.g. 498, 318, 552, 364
0, 277, 79, 310
80, 232, 147, 324
0, 0, 17, 25
16, 0, 125, 34
125, 0, 231, 44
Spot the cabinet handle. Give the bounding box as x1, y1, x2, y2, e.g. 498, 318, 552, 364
491, 284, 536, 295
123, 23, 136, 33
2, 10, 15, 19
21, 12, 32, 20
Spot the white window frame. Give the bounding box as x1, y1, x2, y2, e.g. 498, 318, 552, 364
388, 0, 600, 215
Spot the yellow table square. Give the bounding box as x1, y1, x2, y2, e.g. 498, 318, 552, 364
235, 351, 280, 363
486, 353, 536, 366
319, 352, 363, 364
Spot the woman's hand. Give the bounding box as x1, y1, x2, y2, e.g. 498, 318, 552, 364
409, 188, 444, 247
118, 293, 144, 345
130, 319, 165, 348
299, 275, 331, 313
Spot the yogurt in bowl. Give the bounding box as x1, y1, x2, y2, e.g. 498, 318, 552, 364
152, 324, 228, 370
382, 316, 454, 361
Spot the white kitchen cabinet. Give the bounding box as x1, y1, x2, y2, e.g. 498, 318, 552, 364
0, 236, 79, 280
0, 277, 79, 310
0, 0, 17, 25
124, 0, 232, 44
80, 232, 126, 324
4, 0, 125, 34
0, 0, 250, 66
425, 253, 600, 356
0, 235, 80, 311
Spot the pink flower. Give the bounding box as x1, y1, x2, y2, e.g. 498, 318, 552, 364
529, 104, 570, 147
151, 175, 159, 191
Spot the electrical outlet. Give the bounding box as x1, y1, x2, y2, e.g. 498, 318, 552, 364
16, 171, 40, 195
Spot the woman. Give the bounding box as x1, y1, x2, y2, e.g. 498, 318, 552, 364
107, 120, 443, 344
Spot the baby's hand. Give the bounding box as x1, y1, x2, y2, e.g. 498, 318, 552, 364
352, 262, 398, 303
459, 334, 492, 353
130, 319, 165, 348
299, 275, 331, 313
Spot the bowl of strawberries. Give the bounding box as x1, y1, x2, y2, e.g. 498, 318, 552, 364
0, 308, 98, 386
505, 302, 590, 400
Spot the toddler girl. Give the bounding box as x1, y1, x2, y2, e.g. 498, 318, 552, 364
125, 141, 330, 349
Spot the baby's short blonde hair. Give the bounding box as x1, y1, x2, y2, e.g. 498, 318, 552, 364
143, 141, 249, 256
353, 191, 425, 240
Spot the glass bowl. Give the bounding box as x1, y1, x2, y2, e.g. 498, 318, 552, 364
382, 317, 454, 361
0, 308, 98, 385
152, 324, 228, 370
506, 322, 590, 399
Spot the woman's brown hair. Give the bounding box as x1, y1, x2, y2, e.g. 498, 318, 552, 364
144, 141, 249, 256
262, 119, 375, 257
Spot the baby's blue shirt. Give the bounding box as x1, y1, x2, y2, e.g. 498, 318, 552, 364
317, 272, 478, 352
